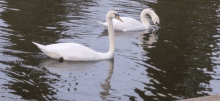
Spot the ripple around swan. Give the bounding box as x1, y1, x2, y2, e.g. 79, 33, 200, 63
0, 0, 220, 100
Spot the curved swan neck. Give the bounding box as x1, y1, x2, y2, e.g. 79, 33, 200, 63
140, 11, 150, 26
105, 17, 115, 59
140, 9, 160, 26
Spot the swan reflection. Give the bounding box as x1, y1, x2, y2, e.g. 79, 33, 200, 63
38, 59, 102, 72
99, 59, 114, 100
99, 29, 158, 49
98, 29, 150, 39
38, 59, 114, 100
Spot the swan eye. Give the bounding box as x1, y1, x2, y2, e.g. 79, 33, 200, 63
146, 14, 151, 18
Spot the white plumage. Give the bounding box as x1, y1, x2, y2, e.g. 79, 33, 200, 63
98, 9, 159, 31
32, 10, 123, 61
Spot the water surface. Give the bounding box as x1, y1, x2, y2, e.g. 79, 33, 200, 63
0, 0, 220, 100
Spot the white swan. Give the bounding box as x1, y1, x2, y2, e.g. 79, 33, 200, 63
32, 10, 123, 61
98, 9, 159, 31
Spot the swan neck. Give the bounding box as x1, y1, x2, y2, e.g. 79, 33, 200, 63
140, 12, 150, 26
141, 9, 159, 25
106, 18, 115, 59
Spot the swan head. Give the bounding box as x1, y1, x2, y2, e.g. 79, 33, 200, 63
106, 10, 123, 22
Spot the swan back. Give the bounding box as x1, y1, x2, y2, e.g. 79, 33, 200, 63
140, 9, 160, 25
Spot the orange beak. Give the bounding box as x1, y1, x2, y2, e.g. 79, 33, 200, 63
115, 15, 123, 22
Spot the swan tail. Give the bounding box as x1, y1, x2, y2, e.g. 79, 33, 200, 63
97, 21, 108, 29
97, 21, 104, 25
32, 41, 45, 48
32, 41, 47, 53
32, 41, 61, 59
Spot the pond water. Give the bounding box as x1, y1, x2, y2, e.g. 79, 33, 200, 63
0, 0, 220, 101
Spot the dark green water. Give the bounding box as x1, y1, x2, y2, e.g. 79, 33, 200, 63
0, 0, 220, 100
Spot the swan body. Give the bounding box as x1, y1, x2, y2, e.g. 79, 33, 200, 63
33, 10, 123, 61
98, 9, 159, 31
32, 42, 108, 61
98, 17, 148, 31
